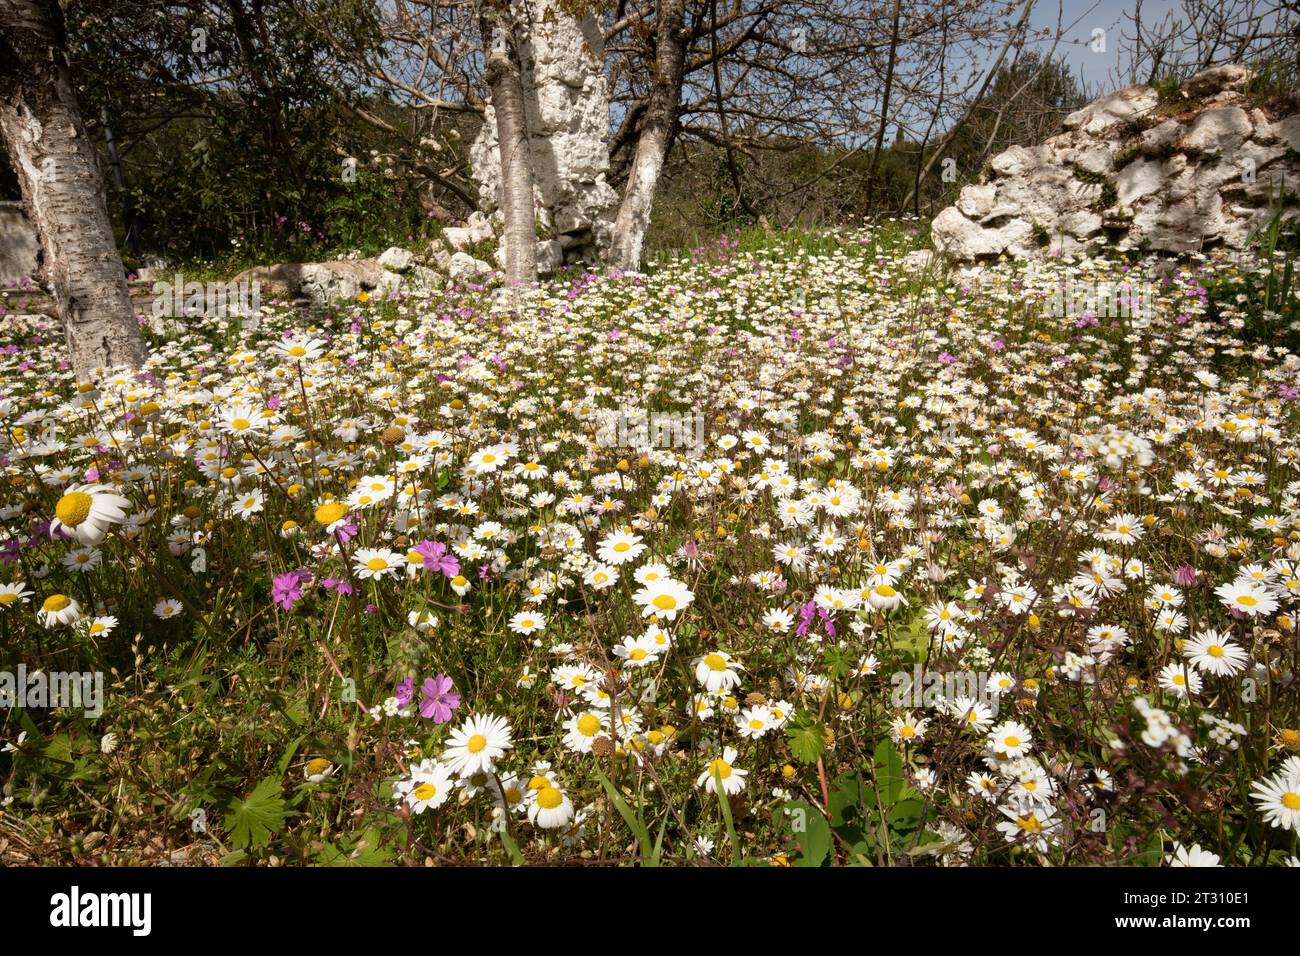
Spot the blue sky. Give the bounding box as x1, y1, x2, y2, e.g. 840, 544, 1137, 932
1029, 0, 1202, 94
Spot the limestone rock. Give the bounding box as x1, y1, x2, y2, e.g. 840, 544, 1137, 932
1183, 64, 1254, 98
1062, 86, 1159, 137
466, 212, 496, 245
230, 259, 382, 306
297, 260, 383, 305
442, 227, 473, 252
932, 67, 1300, 260
1179, 107, 1252, 155
1116, 158, 1167, 207
537, 239, 564, 273
956, 184, 996, 219
378, 246, 413, 274
449, 252, 494, 283
469, 0, 617, 266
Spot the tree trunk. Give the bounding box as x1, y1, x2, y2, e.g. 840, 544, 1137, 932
480, 8, 537, 294
0, 0, 145, 376
607, 0, 686, 272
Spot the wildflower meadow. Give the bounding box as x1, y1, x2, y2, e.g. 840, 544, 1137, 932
2, 226, 1298, 869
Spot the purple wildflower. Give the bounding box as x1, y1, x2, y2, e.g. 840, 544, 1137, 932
271, 569, 308, 610
413, 540, 459, 578
818, 606, 836, 638
795, 600, 817, 637
395, 677, 415, 708
419, 675, 461, 723
321, 577, 355, 597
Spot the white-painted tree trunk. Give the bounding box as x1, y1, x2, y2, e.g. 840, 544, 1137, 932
0, 0, 146, 376
608, 0, 687, 272
481, 12, 537, 297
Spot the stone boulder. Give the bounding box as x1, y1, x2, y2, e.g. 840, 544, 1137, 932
932, 65, 1300, 259
223, 250, 452, 307
448, 252, 494, 283
230, 259, 383, 306
378, 246, 413, 274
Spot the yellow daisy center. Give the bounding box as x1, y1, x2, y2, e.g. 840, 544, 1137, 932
55, 492, 93, 527
315, 502, 347, 525
466, 734, 488, 753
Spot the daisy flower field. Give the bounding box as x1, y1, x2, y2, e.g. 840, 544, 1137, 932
1, 226, 1298, 867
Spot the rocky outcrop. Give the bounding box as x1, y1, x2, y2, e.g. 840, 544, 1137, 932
470, 0, 618, 267
231, 247, 443, 306
932, 66, 1300, 259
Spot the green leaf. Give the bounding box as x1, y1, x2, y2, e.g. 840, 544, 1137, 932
593, 769, 655, 864
907, 839, 949, 857
847, 841, 875, 866
274, 734, 307, 779
315, 826, 392, 866
43, 734, 74, 763
785, 800, 832, 867
872, 739, 905, 808
786, 712, 826, 765
828, 770, 864, 828
887, 798, 923, 834
499, 828, 526, 866
223, 777, 293, 851
651, 816, 668, 868
893, 610, 930, 662
714, 767, 742, 866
